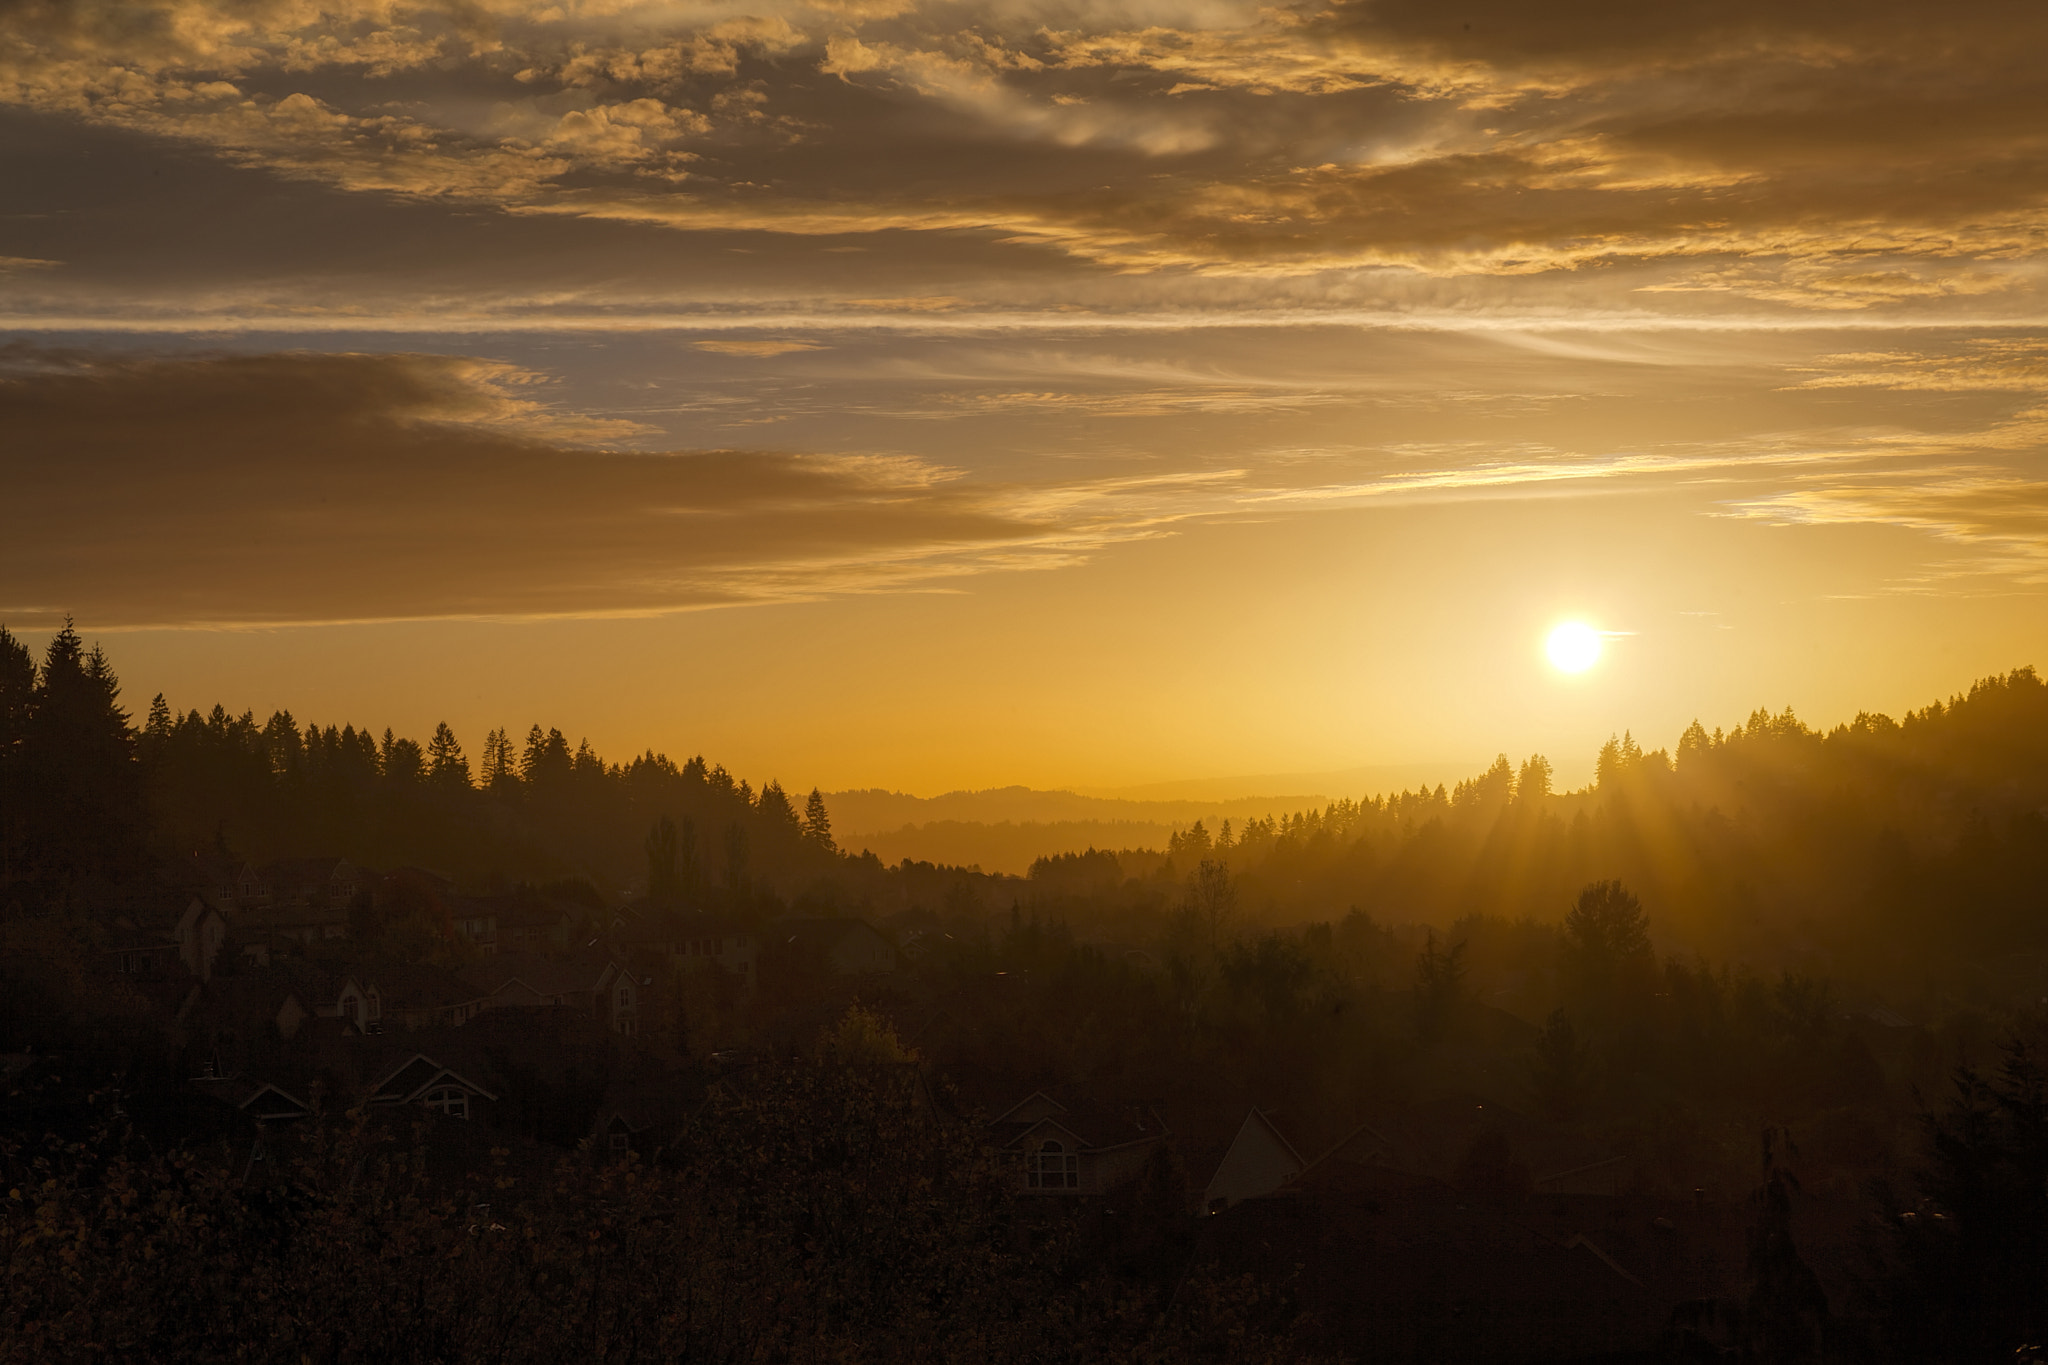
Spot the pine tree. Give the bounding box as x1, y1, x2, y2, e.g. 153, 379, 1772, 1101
758, 780, 798, 829
802, 788, 836, 852
523, 726, 571, 786
261, 710, 303, 780
19, 622, 142, 883
383, 731, 424, 784
0, 626, 35, 878
480, 727, 517, 789
426, 722, 470, 789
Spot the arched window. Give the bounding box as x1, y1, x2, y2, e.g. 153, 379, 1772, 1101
424, 1087, 469, 1120
1029, 1139, 1079, 1190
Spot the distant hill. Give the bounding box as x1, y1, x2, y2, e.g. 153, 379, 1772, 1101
824, 773, 1476, 874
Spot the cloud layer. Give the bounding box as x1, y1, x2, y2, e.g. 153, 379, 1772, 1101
0, 348, 1101, 624
2, 0, 2046, 321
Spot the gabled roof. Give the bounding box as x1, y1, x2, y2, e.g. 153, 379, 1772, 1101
775, 917, 890, 950
366, 1052, 498, 1105
192, 1076, 314, 1122
989, 1090, 1067, 1127
460, 950, 592, 999
987, 1089, 1167, 1153
1203, 1108, 1310, 1209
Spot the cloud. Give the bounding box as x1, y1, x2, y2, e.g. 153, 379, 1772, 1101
691, 339, 828, 356
0, 346, 1178, 627
1722, 466, 2048, 585
1790, 340, 2048, 393
3, 0, 2046, 311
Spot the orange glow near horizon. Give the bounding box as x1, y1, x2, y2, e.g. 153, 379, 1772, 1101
0, 0, 2044, 801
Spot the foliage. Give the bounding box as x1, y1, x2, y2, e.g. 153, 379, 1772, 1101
0, 1059, 1315, 1365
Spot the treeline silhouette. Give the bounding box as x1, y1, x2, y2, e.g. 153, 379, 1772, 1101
0, 622, 864, 916
1028, 669, 2048, 994
7, 621, 2048, 1360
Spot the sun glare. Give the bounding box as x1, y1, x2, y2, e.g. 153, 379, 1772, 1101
1547, 621, 1603, 673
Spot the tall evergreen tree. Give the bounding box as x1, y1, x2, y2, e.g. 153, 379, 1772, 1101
479, 727, 515, 789
758, 780, 798, 830
19, 622, 142, 885
0, 626, 35, 880
427, 722, 470, 790
802, 788, 835, 852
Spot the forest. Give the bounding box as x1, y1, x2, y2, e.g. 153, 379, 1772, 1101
3, 620, 2046, 1363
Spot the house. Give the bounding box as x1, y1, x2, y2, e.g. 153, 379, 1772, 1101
776, 918, 897, 975
101, 931, 184, 981
593, 949, 664, 1037
460, 944, 655, 1035
460, 951, 590, 1011
187, 856, 272, 912
365, 1052, 497, 1121
190, 1075, 315, 1125
595, 1109, 647, 1156
1202, 1110, 1394, 1212
616, 908, 759, 993
373, 963, 487, 1031
260, 857, 366, 909
106, 897, 228, 982
988, 1090, 1169, 1195
240, 900, 352, 947
448, 895, 501, 955
1204, 1109, 1308, 1212
498, 895, 575, 951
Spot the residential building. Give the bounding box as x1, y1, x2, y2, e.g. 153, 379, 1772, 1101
988, 1090, 1168, 1195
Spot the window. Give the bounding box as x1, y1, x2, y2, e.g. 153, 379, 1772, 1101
1028, 1140, 1079, 1190
609, 1131, 629, 1152
424, 1087, 469, 1120
617, 985, 632, 1008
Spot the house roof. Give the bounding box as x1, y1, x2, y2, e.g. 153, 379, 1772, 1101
460, 950, 598, 999
240, 902, 350, 931
775, 917, 890, 951
192, 1076, 315, 1121
366, 1052, 498, 1105
987, 1088, 1167, 1153
261, 856, 358, 890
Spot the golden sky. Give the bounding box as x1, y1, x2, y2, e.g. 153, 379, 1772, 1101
3, 0, 2045, 793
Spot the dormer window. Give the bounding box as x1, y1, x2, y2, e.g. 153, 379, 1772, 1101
424, 1087, 469, 1120
1029, 1140, 1079, 1190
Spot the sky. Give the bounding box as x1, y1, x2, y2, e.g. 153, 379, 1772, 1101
3, 0, 2046, 795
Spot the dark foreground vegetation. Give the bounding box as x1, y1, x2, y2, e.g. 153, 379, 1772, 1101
3, 621, 2047, 1362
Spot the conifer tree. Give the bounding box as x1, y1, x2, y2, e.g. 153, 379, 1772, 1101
802, 788, 835, 851
427, 722, 470, 789
261, 710, 303, 779
142, 693, 172, 743
0, 626, 34, 878
480, 727, 517, 789
19, 621, 141, 883
758, 780, 798, 829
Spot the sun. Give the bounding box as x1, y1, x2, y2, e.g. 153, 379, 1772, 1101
1546, 621, 1603, 673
